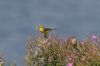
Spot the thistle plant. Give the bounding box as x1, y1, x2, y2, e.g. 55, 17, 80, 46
24, 34, 100, 66
0, 34, 100, 66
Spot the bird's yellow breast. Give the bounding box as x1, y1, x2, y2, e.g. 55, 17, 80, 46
39, 28, 44, 32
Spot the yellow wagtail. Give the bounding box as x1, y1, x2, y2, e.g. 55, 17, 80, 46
37, 25, 56, 38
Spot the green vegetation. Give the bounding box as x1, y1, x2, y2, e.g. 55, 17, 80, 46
24, 35, 100, 66
0, 34, 100, 66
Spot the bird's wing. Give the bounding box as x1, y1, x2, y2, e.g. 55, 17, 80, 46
45, 28, 56, 31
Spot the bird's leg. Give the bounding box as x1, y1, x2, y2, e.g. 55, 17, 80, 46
44, 34, 48, 39
44, 34, 49, 42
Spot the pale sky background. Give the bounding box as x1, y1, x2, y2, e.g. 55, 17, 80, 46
0, 0, 100, 66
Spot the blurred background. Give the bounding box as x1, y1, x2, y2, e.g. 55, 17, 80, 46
0, 0, 100, 66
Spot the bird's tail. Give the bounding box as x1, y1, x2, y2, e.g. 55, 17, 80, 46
51, 29, 56, 30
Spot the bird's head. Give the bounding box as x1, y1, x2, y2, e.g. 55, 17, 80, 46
35, 25, 45, 32
36, 25, 44, 29
38, 25, 44, 28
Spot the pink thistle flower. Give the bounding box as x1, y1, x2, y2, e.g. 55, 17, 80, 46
91, 35, 97, 42
92, 35, 97, 39
80, 41, 84, 44
68, 62, 73, 66
79, 41, 84, 47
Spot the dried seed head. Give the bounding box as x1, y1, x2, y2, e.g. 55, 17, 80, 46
0, 52, 4, 66
71, 38, 77, 45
